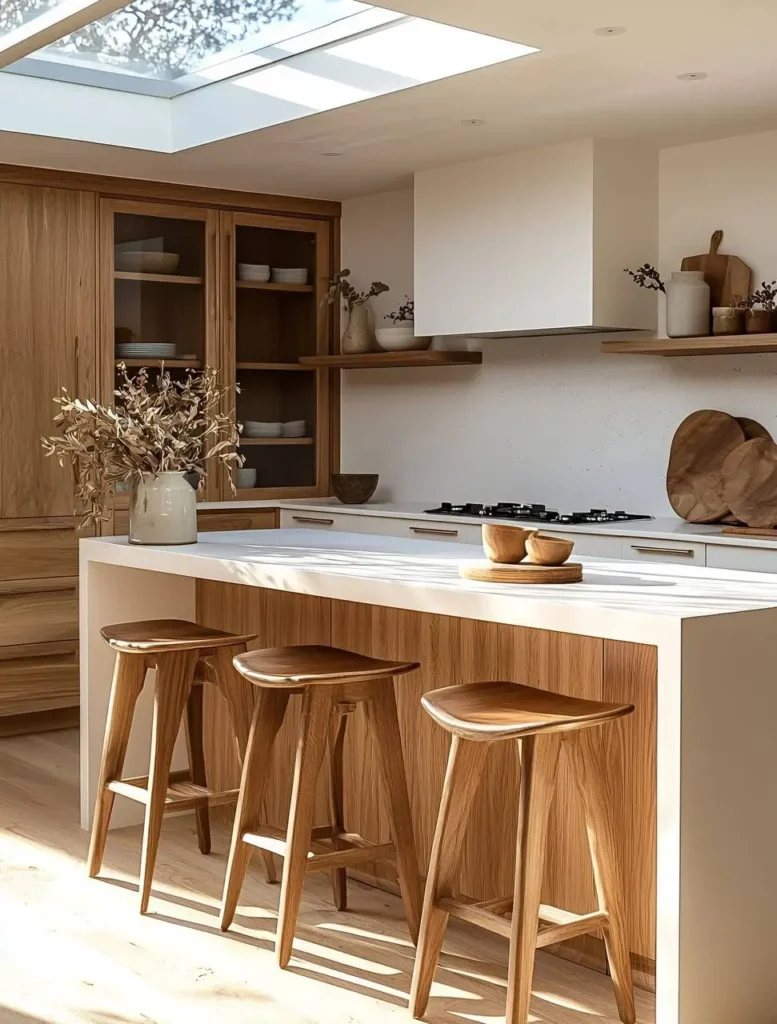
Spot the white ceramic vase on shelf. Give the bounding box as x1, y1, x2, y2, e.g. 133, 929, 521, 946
665, 271, 710, 338
341, 303, 373, 354
129, 471, 197, 545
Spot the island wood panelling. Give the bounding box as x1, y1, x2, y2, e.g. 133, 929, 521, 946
196, 581, 657, 987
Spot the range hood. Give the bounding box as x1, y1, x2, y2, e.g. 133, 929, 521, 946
414, 139, 658, 339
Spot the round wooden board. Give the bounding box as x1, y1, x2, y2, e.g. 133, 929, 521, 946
722, 437, 777, 528
666, 410, 745, 523
460, 561, 583, 585
737, 417, 773, 442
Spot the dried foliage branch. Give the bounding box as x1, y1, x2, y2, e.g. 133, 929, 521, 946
624, 264, 666, 293
323, 268, 389, 311
41, 363, 243, 528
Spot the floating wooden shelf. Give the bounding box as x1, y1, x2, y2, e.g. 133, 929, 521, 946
602, 334, 777, 357
236, 280, 314, 293
115, 271, 203, 285
299, 351, 483, 369
239, 437, 313, 446
236, 361, 310, 371
115, 358, 202, 369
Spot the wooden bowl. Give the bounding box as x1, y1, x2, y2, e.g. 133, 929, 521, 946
331, 473, 378, 505
525, 532, 574, 566
482, 523, 534, 564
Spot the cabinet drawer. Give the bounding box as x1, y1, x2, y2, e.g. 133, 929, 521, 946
197, 509, 278, 532
540, 531, 623, 559
706, 544, 777, 575
621, 537, 706, 565
405, 521, 482, 545
0, 642, 79, 716
0, 579, 78, 647
0, 523, 78, 581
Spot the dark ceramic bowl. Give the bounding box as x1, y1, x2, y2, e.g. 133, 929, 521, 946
331, 473, 379, 504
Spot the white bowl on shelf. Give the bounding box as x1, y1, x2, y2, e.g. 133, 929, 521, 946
281, 420, 306, 437
238, 263, 270, 282
271, 267, 308, 285
242, 421, 282, 438
236, 468, 258, 489
115, 251, 180, 275
116, 342, 177, 358
375, 326, 430, 352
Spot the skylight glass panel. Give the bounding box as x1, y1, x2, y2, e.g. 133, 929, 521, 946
9, 0, 374, 95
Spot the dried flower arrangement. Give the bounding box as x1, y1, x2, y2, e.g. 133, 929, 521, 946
323, 268, 389, 311
385, 296, 414, 324
624, 264, 666, 293
41, 363, 242, 527
738, 280, 777, 310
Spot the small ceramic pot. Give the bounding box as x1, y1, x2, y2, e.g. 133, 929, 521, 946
525, 532, 575, 566
712, 307, 744, 336
130, 471, 197, 545
482, 523, 534, 564
746, 308, 773, 334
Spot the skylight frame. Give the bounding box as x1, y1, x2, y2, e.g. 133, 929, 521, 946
0, 0, 130, 67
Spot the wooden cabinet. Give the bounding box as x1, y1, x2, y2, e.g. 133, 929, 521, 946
113, 506, 277, 535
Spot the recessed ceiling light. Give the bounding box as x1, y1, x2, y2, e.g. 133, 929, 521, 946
461, 118, 487, 127
594, 26, 626, 35
321, 151, 343, 157
677, 72, 708, 81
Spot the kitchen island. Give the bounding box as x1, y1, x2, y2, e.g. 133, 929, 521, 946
80, 529, 777, 1024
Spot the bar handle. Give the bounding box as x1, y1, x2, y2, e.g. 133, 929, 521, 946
292, 516, 334, 525
411, 526, 459, 537
630, 545, 695, 557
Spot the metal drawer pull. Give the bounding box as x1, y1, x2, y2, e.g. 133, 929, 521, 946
631, 545, 695, 557
292, 516, 334, 525
411, 526, 459, 537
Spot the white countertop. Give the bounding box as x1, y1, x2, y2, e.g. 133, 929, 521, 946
81, 528, 777, 646
198, 498, 777, 549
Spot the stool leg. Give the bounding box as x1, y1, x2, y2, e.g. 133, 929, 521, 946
220, 688, 290, 932
184, 683, 211, 856
207, 647, 278, 884
87, 653, 147, 878
364, 679, 423, 944
505, 733, 562, 1024
328, 704, 350, 911
409, 736, 489, 1019
573, 729, 636, 1024
139, 650, 198, 914
276, 687, 334, 968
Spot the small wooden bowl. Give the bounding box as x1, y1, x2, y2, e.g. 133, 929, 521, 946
331, 473, 379, 504
525, 532, 575, 566
482, 523, 534, 564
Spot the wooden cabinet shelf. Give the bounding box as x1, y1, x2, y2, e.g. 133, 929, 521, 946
115, 358, 203, 369
236, 280, 313, 293
236, 361, 310, 371
114, 271, 203, 285
240, 437, 313, 446
602, 334, 777, 357
299, 351, 483, 369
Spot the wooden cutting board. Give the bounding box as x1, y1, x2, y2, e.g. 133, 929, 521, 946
681, 230, 752, 308
722, 437, 777, 528
737, 417, 773, 441
460, 561, 583, 584
666, 410, 745, 523
722, 526, 777, 538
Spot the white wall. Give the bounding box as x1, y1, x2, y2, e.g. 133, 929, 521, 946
340, 129, 777, 514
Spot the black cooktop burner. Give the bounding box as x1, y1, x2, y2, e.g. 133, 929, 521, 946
423, 502, 653, 525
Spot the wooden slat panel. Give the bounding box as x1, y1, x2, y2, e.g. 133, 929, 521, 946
0, 581, 78, 647
0, 526, 79, 581
0, 642, 78, 716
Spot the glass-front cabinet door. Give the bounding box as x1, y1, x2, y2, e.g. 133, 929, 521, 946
99, 198, 219, 501
220, 211, 332, 499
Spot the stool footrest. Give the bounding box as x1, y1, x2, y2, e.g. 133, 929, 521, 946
241, 824, 396, 872
107, 772, 240, 812
437, 896, 609, 947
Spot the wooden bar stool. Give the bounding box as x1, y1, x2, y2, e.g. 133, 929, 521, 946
410, 680, 636, 1024
219, 644, 423, 968
87, 618, 275, 913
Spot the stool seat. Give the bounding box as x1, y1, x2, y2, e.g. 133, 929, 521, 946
233, 644, 418, 688
422, 680, 634, 741
101, 619, 257, 654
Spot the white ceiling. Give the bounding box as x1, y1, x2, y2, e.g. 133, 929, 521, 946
2, 0, 777, 200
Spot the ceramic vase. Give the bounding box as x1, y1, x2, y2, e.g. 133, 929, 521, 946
341, 303, 373, 354
745, 308, 773, 334
665, 271, 710, 338
129, 471, 197, 545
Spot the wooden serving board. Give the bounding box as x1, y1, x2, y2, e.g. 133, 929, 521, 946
722, 526, 777, 538
737, 417, 772, 442
460, 561, 583, 584
721, 436, 777, 528
681, 230, 752, 307
666, 409, 745, 523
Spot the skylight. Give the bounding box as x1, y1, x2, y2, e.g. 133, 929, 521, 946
0, 1, 539, 151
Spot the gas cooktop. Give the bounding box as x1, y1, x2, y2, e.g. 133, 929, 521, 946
423, 502, 653, 525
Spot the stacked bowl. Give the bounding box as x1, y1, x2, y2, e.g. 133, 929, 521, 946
281, 419, 306, 437
271, 267, 308, 285
238, 263, 270, 283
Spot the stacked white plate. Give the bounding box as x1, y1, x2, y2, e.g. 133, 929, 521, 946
281, 419, 306, 437
116, 342, 177, 358
242, 420, 282, 438
238, 263, 270, 283
271, 267, 308, 285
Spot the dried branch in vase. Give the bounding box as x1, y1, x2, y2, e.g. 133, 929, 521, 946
41, 363, 243, 528
624, 264, 666, 293
323, 268, 389, 311
385, 296, 414, 323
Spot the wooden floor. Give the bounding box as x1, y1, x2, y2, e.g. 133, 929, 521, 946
0, 729, 656, 1024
